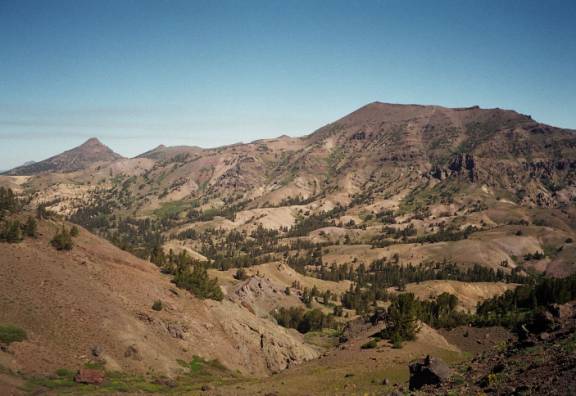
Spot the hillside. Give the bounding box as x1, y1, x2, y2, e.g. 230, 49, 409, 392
1, 103, 573, 313
0, 218, 323, 380
0, 101, 574, 393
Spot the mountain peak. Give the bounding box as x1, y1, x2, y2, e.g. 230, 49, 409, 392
2, 137, 123, 176
81, 137, 105, 147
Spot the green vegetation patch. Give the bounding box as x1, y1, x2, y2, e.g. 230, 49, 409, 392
0, 324, 27, 345
153, 200, 192, 219
304, 328, 341, 349
26, 356, 244, 395
399, 181, 459, 215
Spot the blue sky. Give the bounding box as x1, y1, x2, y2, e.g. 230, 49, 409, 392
1, 0, 575, 169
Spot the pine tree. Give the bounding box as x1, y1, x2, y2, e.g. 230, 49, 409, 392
70, 225, 80, 237
1, 220, 23, 243
25, 216, 37, 238
381, 293, 420, 347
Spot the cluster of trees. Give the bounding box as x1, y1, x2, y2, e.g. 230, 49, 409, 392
378, 293, 421, 347
0, 188, 79, 250
341, 283, 389, 314
524, 251, 545, 261
318, 257, 523, 295
333, 258, 524, 315
371, 223, 479, 247
298, 284, 336, 307
272, 307, 337, 333
285, 206, 347, 237
419, 292, 469, 329
373, 274, 576, 348
375, 209, 396, 224
411, 225, 478, 244
0, 187, 19, 218
150, 248, 223, 301
373, 292, 468, 347
0, 217, 35, 243
364, 259, 524, 288
475, 274, 576, 327
286, 213, 334, 237
370, 225, 417, 246
286, 247, 323, 274
273, 194, 316, 207
72, 200, 169, 259
185, 200, 248, 223
0, 188, 38, 243
196, 226, 278, 270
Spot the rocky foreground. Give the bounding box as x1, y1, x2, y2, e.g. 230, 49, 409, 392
408, 302, 576, 395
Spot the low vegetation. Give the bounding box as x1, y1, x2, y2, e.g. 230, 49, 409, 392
0, 324, 27, 345
51, 226, 75, 251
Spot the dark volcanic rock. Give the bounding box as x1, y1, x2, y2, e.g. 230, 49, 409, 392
409, 355, 452, 390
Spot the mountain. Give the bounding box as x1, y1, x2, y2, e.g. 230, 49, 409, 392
1, 102, 576, 394
301, 102, 575, 205
136, 144, 203, 161
12, 103, 576, 276
2, 138, 124, 175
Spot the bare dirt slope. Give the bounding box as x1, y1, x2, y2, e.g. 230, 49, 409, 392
401, 280, 517, 312
0, 220, 319, 378
211, 262, 352, 295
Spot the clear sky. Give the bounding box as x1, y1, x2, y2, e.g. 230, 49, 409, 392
1, 0, 575, 169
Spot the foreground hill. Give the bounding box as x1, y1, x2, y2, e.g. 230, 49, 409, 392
0, 218, 320, 379
2, 138, 123, 175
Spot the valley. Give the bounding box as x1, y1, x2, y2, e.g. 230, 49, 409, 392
0, 102, 575, 395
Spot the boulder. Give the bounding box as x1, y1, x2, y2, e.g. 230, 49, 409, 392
74, 368, 105, 385
529, 309, 556, 333
548, 303, 573, 320
124, 344, 142, 360
409, 355, 452, 390
91, 345, 103, 357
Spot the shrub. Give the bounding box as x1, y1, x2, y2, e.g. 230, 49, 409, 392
0, 220, 23, 243
25, 216, 37, 237
361, 339, 378, 349
51, 227, 73, 250
0, 187, 18, 216
36, 204, 53, 220
70, 225, 80, 237
0, 325, 27, 345
234, 268, 248, 281
152, 300, 163, 311
390, 332, 403, 349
